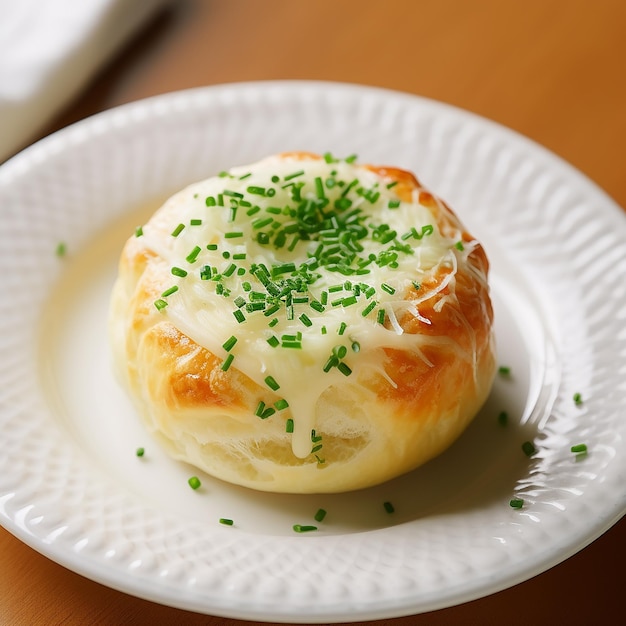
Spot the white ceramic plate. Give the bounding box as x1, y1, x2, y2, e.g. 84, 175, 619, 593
1, 81, 625, 623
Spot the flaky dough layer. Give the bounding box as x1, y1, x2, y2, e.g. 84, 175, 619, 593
110, 153, 496, 493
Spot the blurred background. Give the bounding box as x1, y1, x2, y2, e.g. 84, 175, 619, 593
1, 1, 624, 625
3, 0, 626, 213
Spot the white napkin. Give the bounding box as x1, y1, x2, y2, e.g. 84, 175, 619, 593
0, 0, 168, 163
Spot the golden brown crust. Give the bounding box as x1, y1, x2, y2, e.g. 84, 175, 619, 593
110, 153, 495, 493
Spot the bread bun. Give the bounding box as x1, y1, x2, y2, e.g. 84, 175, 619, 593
110, 152, 495, 493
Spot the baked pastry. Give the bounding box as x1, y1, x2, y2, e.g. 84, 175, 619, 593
110, 152, 495, 493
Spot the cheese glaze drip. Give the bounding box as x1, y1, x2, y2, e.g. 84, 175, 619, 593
141, 155, 477, 460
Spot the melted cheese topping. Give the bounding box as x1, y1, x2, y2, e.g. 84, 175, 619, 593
141, 155, 473, 459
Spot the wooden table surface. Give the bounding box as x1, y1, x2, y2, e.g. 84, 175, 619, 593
1, 1, 625, 624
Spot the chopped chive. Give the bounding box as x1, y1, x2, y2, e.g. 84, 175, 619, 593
323, 355, 339, 372
281, 340, 302, 349
264, 304, 280, 317
344, 154, 358, 163
186, 246, 202, 263
454, 241, 464, 251
340, 178, 359, 197
275, 398, 289, 410
284, 169, 305, 181
222, 263, 237, 277
222, 335, 238, 352
522, 441, 536, 457
351, 341, 360, 352
377, 309, 386, 325
188, 476, 201, 490
314, 508, 327, 522
190, 218, 202, 226
498, 366, 511, 376
272, 262, 296, 276
293, 525, 317, 533
265, 376, 280, 391
315, 176, 325, 199
171, 266, 188, 277
333, 345, 348, 359
260, 407, 276, 419
171, 223, 185, 237
334, 197, 352, 210
380, 282, 396, 295
285, 418, 294, 433
388, 199, 401, 209
288, 234, 301, 251
161, 286, 178, 297
134, 226, 143, 237
219, 518, 234, 526
206, 243, 218, 250
154, 299, 168, 311
509, 498, 524, 509
252, 217, 274, 229
386, 181, 398, 189
225, 231, 243, 239
205, 196, 216, 206
361, 301, 377, 317
571, 443, 588, 454
338, 322, 347, 335
223, 189, 244, 198
135, 447, 145, 457
255, 401, 266, 417
233, 309, 246, 323
573, 392, 583, 405
267, 335, 280, 348
232, 253, 247, 260
383, 501, 395, 514
337, 362, 352, 376
311, 444, 323, 454
299, 313, 313, 327
221, 353, 234, 371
